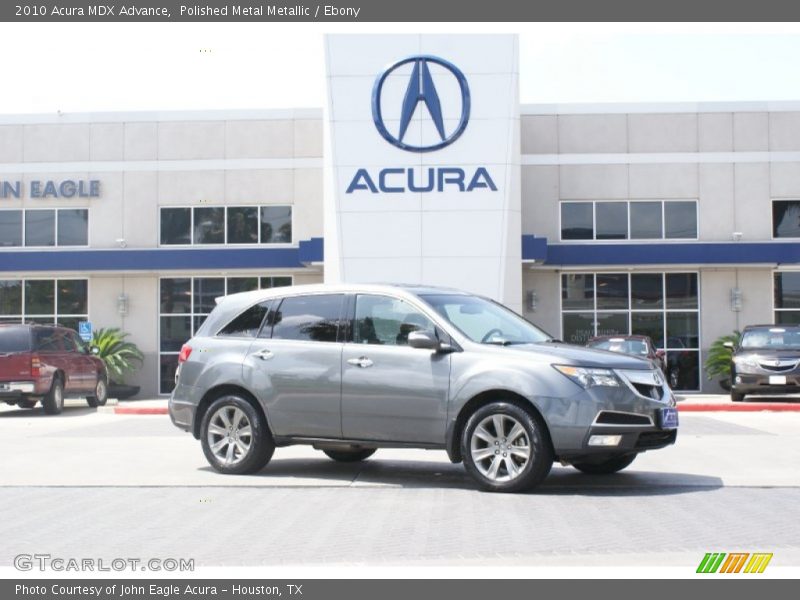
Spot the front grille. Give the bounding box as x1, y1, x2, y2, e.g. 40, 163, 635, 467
759, 362, 798, 372
636, 430, 677, 449
595, 411, 653, 426
631, 383, 664, 400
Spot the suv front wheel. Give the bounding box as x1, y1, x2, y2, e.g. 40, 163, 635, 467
200, 395, 274, 475
461, 402, 553, 493
86, 375, 108, 408
42, 377, 64, 415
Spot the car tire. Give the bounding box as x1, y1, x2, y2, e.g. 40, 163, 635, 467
86, 375, 109, 408
461, 401, 553, 493
731, 391, 746, 402
42, 377, 64, 415
322, 448, 376, 462
17, 399, 37, 409
573, 453, 637, 475
200, 395, 274, 475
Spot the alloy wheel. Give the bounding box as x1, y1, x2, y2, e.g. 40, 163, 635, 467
469, 413, 532, 482
206, 405, 253, 466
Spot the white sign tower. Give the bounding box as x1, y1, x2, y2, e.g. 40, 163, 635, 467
323, 34, 522, 311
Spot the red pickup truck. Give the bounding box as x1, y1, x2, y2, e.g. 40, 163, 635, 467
0, 324, 108, 414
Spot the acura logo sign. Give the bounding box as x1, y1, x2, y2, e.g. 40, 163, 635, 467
371, 55, 471, 153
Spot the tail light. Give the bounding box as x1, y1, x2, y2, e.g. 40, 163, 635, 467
178, 344, 192, 364
30, 354, 41, 378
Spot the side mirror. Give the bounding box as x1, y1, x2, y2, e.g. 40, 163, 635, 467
408, 330, 440, 350
723, 341, 734, 349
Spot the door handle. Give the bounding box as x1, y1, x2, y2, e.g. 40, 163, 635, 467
253, 349, 274, 361
347, 356, 373, 368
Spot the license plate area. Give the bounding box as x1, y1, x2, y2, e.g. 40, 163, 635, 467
0, 383, 9, 391
769, 375, 787, 385
659, 407, 679, 429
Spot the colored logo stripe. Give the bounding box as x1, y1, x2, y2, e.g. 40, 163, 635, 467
697, 553, 726, 573
697, 552, 773, 573
744, 553, 773, 573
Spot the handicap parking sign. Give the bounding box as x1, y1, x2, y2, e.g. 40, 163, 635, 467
78, 321, 93, 342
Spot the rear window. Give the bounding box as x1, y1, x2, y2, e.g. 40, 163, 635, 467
218, 301, 270, 338
0, 327, 31, 352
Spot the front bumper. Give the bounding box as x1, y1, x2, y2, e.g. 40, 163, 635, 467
733, 372, 800, 396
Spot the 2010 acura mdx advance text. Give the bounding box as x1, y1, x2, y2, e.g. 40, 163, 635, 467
168, 284, 678, 492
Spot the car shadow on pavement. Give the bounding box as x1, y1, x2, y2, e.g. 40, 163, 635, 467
0, 406, 97, 418
199, 458, 724, 496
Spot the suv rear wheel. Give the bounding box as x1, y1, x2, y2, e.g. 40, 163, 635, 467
86, 375, 108, 408
461, 402, 553, 493
573, 453, 637, 475
42, 377, 64, 415
322, 448, 376, 462
200, 395, 274, 475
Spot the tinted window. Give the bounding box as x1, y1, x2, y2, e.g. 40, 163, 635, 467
596, 274, 629, 310
354, 295, 434, 346
561, 274, 594, 310
261, 206, 292, 243
34, 328, 62, 352
261, 276, 292, 289
161, 278, 191, 314
630, 202, 662, 239
665, 273, 698, 309
218, 302, 270, 338
227, 277, 259, 295
58, 280, 88, 315
560, 203, 593, 240
664, 201, 697, 238
595, 202, 627, 240
227, 207, 259, 244
0, 280, 22, 315
775, 272, 800, 309
25, 210, 55, 246
194, 278, 224, 314
57, 209, 88, 246
270, 294, 343, 342
0, 327, 30, 352
25, 280, 55, 315
0, 211, 22, 247
773, 200, 800, 238
194, 207, 224, 244
161, 208, 191, 245
631, 274, 663, 309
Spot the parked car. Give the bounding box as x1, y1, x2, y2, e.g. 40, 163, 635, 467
728, 324, 800, 402
169, 284, 678, 493
0, 324, 109, 414
585, 335, 667, 374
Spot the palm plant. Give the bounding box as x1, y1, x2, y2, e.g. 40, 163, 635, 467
704, 330, 741, 385
89, 327, 144, 384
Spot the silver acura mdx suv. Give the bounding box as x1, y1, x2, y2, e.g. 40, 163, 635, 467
169, 284, 678, 492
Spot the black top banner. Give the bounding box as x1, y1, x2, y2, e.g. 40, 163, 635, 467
2, 0, 800, 21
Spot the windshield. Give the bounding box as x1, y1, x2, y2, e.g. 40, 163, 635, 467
741, 327, 800, 349
421, 294, 551, 345
588, 339, 649, 356
0, 327, 31, 353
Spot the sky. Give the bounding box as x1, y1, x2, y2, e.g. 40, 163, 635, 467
2, 23, 800, 113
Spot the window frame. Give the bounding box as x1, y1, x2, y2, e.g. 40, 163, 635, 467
0, 208, 90, 248
0, 277, 89, 328
771, 199, 800, 240
158, 205, 294, 247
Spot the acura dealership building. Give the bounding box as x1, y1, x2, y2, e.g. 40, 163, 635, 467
2, 33, 800, 396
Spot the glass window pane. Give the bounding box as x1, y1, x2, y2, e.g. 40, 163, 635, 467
666, 350, 699, 391
774, 272, 800, 309
262, 276, 292, 289
596, 274, 629, 310
193, 315, 207, 334
57, 280, 87, 315
227, 277, 259, 295
270, 294, 343, 342
161, 208, 191, 245
666, 312, 699, 349
227, 207, 259, 244
631, 274, 664, 309
560, 203, 593, 240
665, 273, 698, 309
562, 313, 595, 345
630, 202, 662, 239
595, 202, 628, 240
0, 211, 22, 247
194, 207, 224, 244
0, 280, 22, 315
218, 302, 270, 338
354, 295, 434, 346
160, 354, 179, 395
561, 274, 594, 310
773, 200, 800, 238
25, 210, 55, 247
664, 201, 697, 239
160, 316, 191, 352
260, 206, 292, 243
58, 317, 84, 333
775, 311, 800, 325
24, 280, 54, 315
631, 312, 664, 347
57, 209, 88, 246
194, 278, 224, 314
160, 279, 191, 314
595, 312, 629, 337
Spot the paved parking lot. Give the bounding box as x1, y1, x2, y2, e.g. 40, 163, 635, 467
0, 403, 798, 567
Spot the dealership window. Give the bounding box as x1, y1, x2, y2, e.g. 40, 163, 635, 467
159, 275, 293, 394
160, 205, 292, 246
774, 272, 800, 323
561, 272, 700, 391
0, 209, 88, 247
772, 200, 800, 238
560, 201, 697, 241
0, 278, 88, 331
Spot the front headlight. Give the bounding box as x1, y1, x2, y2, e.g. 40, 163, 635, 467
553, 365, 620, 388
733, 356, 759, 373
